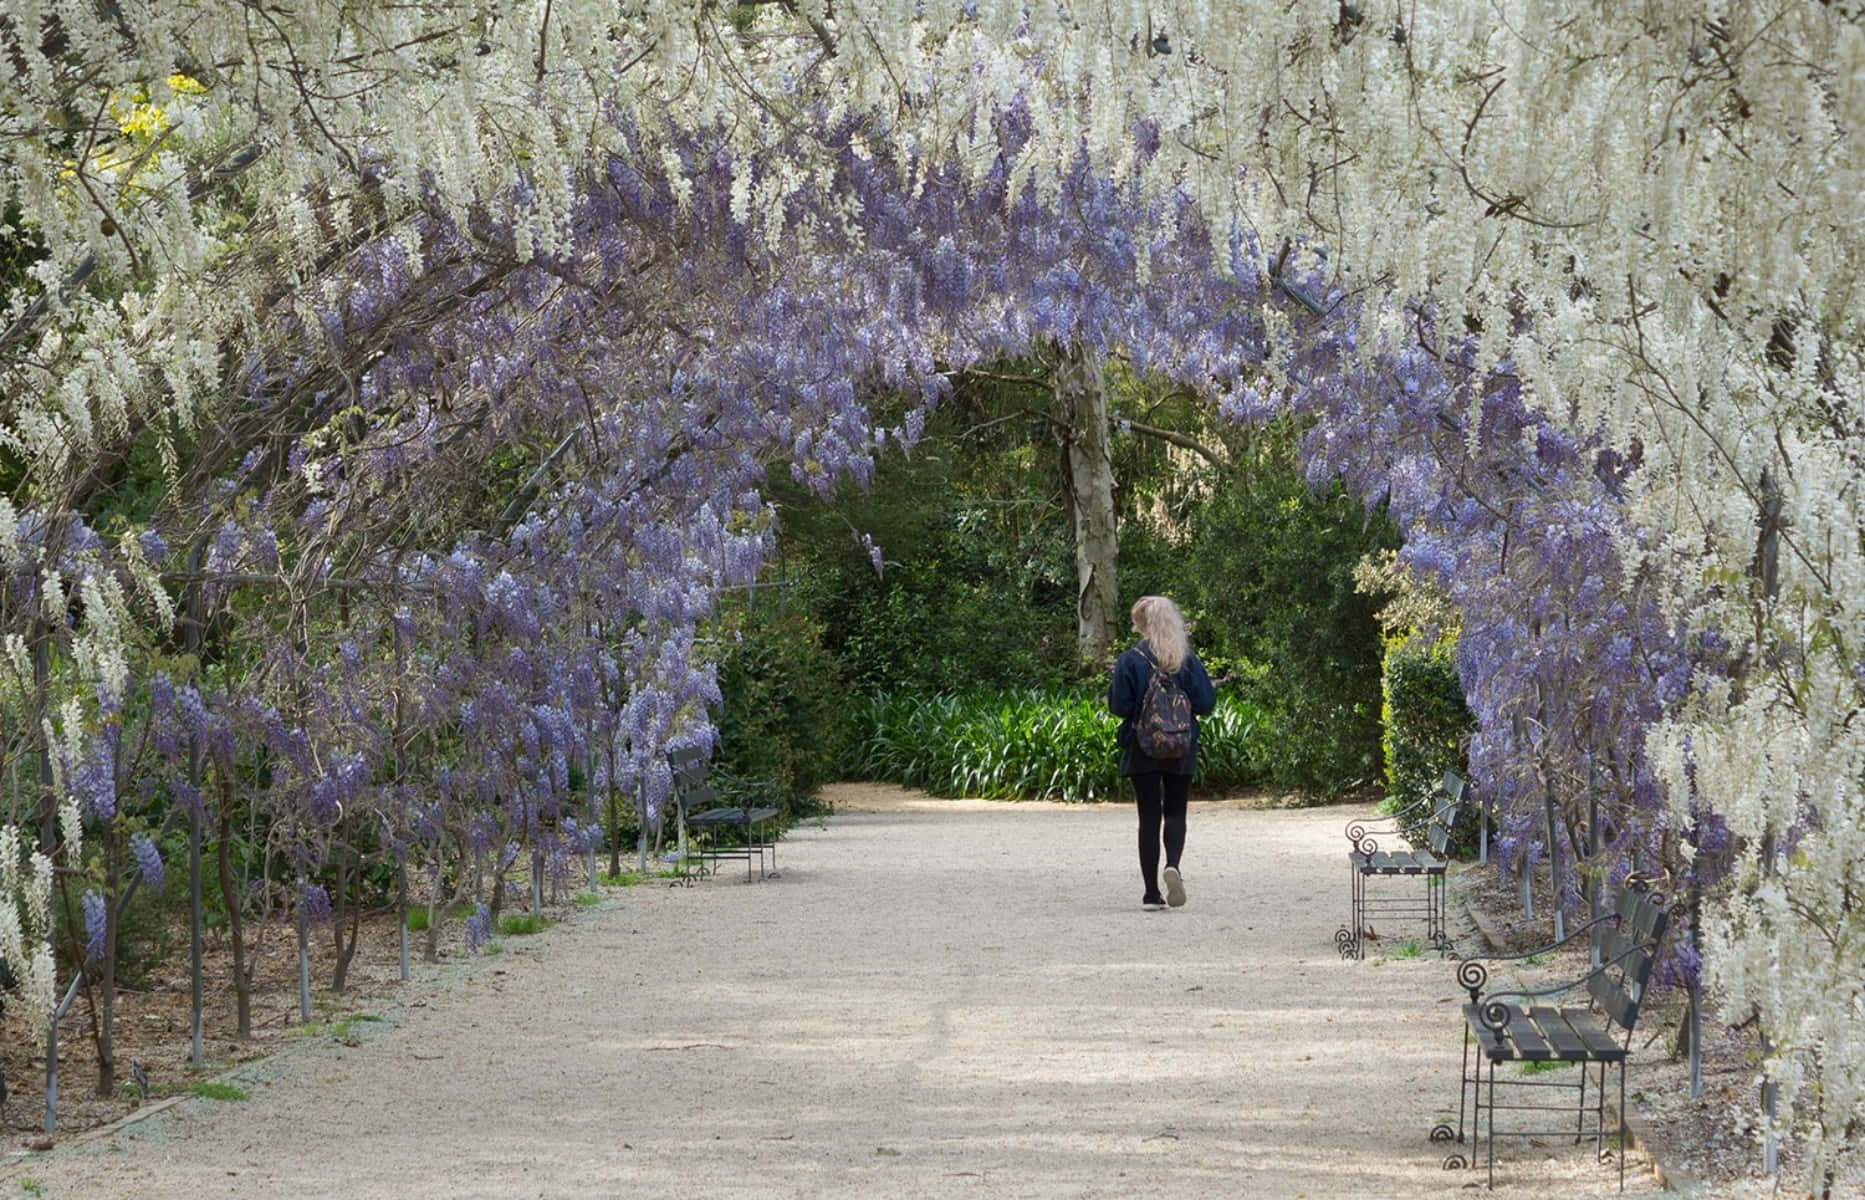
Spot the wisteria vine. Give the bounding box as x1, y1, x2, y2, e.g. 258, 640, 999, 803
1, 79, 1853, 1178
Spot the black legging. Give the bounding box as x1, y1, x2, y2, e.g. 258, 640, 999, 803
1131, 771, 1189, 899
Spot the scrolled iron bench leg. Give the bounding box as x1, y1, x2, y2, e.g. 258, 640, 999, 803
1338, 858, 1362, 959
1576, 1055, 1588, 1144
1597, 1060, 1609, 1163
1459, 1025, 1472, 1144
1487, 1054, 1497, 1189
1440, 1027, 1474, 1168
1435, 1021, 1474, 1171
1430, 1121, 1461, 1171
1615, 1060, 1627, 1190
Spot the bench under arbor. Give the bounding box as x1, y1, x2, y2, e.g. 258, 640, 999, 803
1432, 880, 1671, 1190
670, 747, 782, 882
1336, 770, 1468, 960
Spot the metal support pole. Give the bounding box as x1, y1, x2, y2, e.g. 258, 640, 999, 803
42, 971, 82, 1131
1510, 714, 1533, 920
531, 845, 544, 916
1759, 833, 1779, 1175
296, 892, 312, 1023
586, 751, 599, 894
43, 1018, 57, 1133
397, 862, 411, 982
1762, 1026, 1780, 1174
185, 557, 206, 1063
1537, 682, 1561, 942
1546, 782, 1564, 943
1588, 765, 1601, 969
637, 777, 649, 875
32, 626, 55, 853
189, 808, 204, 1062
1688, 880, 1702, 1098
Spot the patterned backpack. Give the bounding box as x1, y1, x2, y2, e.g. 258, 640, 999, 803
1135, 647, 1194, 758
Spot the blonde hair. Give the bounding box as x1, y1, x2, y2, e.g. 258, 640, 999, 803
1131, 595, 1190, 672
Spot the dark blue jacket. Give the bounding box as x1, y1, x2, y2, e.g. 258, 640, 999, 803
1108, 641, 1217, 777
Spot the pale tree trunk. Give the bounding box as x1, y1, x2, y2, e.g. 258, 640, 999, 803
1053, 344, 1120, 665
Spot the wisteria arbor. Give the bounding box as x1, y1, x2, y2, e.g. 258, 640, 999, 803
2, 2, 1861, 1187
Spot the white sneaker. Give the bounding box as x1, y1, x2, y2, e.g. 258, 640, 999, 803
1163, 866, 1186, 908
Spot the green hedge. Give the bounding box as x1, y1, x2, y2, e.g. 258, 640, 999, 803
1380, 640, 1476, 851
714, 608, 849, 817
1180, 473, 1396, 798
844, 689, 1267, 801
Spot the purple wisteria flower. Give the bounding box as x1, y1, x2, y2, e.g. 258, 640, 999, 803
464, 903, 492, 954
148, 673, 182, 758
82, 890, 107, 962
73, 746, 116, 821
130, 831, 164, 891
300, 883, 332, 923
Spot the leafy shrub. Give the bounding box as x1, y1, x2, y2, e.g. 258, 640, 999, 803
844, 688, 1266, 801
768, 418, 1079, 696
828, 566, 1076, 694
1381, 640, 1477, 853
1189, 697, 1268, 786
1182, 470, 1397, 798
714, 607, 850, 817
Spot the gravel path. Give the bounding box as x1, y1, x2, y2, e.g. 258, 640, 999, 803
8, 788, 1667, 1197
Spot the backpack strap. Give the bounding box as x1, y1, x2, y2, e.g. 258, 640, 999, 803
1129, 645, 1156, 730
1138, 644, 1177, 683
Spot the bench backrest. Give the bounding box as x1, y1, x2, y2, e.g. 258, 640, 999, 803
669, 746, 715, 808
1426, 771, 1467, 856
1588, 885, 1669, 1036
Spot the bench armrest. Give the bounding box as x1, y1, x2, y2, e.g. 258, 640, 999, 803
1467, 940, 1659, 1033
1344, 790, 1444, 851
1452, 912, 1621, 1002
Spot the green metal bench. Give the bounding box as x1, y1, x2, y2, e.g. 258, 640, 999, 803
1336, 769, 1467, 960
1433, 880, 1670, 1189
670, 748, 780, 882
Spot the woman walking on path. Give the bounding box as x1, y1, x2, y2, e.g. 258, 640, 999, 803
1108, 595, 1217, 911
